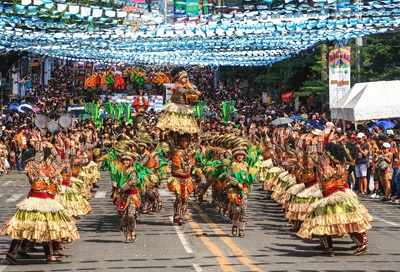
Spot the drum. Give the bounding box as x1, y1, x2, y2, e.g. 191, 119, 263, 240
47, 121, 60, 133
34, 115, 48, 129
59, 114, 72, 128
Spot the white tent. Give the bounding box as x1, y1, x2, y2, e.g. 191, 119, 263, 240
331, 80, 400, 121
330, 82, 368, 120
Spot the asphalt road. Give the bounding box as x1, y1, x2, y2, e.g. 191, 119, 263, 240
0, 171, 400, 272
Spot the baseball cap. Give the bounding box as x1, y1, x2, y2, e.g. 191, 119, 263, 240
350, 134, 357, 140
357, 132, 365, 138
382, 142, 391, 149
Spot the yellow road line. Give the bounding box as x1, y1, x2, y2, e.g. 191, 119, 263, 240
191, 201, 264, 272
163, 179, 262, 271
186, 213, 236, 272
162, 181, 235, 271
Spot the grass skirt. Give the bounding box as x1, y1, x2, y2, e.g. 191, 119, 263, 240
1, 197, 80, 242
71, 176, 91, 200
60, 185, 92, 217
285, 183, 322, 221
264, 173, 280, 191
258, 159, 273, 182
272, 175, 295, 205
156, 103, 199, 134
297, 190, 373, 239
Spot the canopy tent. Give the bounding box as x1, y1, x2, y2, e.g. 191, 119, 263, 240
331, 80, 400, 121
330, 82, 368, 120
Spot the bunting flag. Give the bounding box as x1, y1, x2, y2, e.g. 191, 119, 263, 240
0, 1, 400, 66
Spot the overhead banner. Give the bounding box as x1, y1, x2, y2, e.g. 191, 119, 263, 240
174, 0, 186, 19
329, 46, 351, 108
186, 0, 199, 16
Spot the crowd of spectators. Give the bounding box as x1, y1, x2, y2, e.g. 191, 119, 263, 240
0, 61, 399, 204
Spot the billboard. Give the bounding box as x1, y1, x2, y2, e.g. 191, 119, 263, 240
328, 46, 351, 108
186, 0, 200, 16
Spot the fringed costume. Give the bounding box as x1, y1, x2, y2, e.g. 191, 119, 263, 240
297, 143, 373, 256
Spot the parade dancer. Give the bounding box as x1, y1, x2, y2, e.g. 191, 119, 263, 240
285, 132, 322, 232
115, 154, 141, 243
1, 131, 79, 264
138, 139, 159, 214
167, 134, 196, 225
55, 134, 92, 218
157, 67, 201, 225
156, 67, 201, 135
148, 142, 164, 211
193, 134, 213, 202
226, 144, 254, 237
297, 142, 373, 256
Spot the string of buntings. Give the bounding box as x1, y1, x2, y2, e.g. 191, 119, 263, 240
1, 1, 400, 66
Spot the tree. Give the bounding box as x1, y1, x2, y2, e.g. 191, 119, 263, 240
251, 45, 327, 100
0, 51, 29, 77
297, 44, 329, 100
360, 34, 400, 82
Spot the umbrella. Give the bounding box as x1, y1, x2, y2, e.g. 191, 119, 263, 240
292, 115, 307, 121
32, 105, 41, 113
9, 103, 20, 110
18, 104, 33, 113
372, 120, 395, 130
251, 116, 264, 122
270, 117, 293, 126
306, 121, 324, 130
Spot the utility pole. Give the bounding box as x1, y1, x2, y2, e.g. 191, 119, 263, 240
355, 0, 363, 83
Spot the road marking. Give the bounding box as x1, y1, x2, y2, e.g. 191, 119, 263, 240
186, 213, 235, 272
169, 216, 194, 254
374, 216, 400, 226
1, 181, 14, 186
0, 258, 8, 272
163, 181, 234, 271
94, 191, 107, 198
5, 194, 24, 202
191, 201, 264, 272
192, 263, 203, 272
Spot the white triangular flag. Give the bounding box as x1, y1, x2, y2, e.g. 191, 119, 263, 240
81, 7, 91, 17
92, 8, 103, 18
117, 11, 127, 18
21, 0, 32, 6
69, 5, 79, 15
57, 4, 67, 12
105, 10, 116, 17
